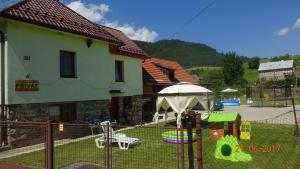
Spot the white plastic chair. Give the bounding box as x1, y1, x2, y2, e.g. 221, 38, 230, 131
95, 121, 139, 150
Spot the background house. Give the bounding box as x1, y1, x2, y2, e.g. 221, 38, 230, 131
258, 60, 295, 81
142, 58, 197, 121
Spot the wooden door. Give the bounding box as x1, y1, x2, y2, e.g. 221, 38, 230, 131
109, 97, 119, 122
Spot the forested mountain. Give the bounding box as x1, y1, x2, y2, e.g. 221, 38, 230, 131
134, 39, 224, 68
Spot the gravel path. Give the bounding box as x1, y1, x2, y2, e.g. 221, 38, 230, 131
222, 105, 300, 124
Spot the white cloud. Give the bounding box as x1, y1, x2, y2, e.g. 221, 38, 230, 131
277, 17, 300, 37
67, 0, 109, 22
105, 21, 158, 42
0, 0, 21, 10
66, 1, 158, 42
277, 27, 290, 36
293, 17, 300, 28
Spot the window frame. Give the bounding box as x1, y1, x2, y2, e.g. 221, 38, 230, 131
60, 50, 77, 78
115, 60, 124, 82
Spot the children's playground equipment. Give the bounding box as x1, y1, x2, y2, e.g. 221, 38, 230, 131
208, 112, 241, 141
240, 120, 251, 140
214, 135, 252, 162
162, 130, 196, 144
246, 85, 292, 106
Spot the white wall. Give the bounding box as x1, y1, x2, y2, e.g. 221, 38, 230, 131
4, 20, 143, 104
111, 54, 143, 97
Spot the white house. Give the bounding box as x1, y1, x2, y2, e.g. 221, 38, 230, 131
0, 0, 148, 125
258, 60, 295, 81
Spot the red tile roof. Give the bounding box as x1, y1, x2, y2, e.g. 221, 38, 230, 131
0, 0, 122, 44
143, 58, 197, 85
102, 26, 149, 59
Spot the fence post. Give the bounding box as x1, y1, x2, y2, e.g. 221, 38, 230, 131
105, 123, 111, 169
292, 98, 299, 136
180, 124, 185, 169
187, 116, 194, 169
46, 120, 54, 169
195, 114, 203, 169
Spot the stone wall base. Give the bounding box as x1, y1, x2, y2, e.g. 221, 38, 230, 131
3, 100, 109, 148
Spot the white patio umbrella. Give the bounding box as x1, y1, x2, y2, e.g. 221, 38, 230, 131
155, 82, 212, 127
221, 88, 238, 93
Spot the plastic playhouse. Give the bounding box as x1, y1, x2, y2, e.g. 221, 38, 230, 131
208, 112, 241, 141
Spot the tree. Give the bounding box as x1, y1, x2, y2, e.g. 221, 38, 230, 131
270, 53, 290, 62
248, 57, 260, 69
223, 52, 244, 86
191, 67, 225, 98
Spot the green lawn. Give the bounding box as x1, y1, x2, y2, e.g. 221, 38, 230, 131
1, 123, 300, 169
243, 63, 259, 85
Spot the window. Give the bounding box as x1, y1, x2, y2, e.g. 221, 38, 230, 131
115, 61, 124, 82
60, 51, 76, 78
157, 65, 176, 82
48, 103, 77, 122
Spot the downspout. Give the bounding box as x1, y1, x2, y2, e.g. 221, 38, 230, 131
0, 30, 5, 120
0, 30, 7, 146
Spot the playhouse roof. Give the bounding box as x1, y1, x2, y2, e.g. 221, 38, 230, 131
208, 112, 240, 122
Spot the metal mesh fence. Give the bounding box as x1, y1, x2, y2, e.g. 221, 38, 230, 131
246, 86, 293, 107
52, 123, 105, 169
0, 110, 298, 169
0, 122, 46, 169
109, 125, 179, 169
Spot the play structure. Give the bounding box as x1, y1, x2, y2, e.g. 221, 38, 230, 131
162, 130, 196, 144
208, 112, 241, 141
240, 120, 251, 140
246, 85, 292, 106
220, 88, 240, 106
207, 112, 252, 162
214, 135, 252, 162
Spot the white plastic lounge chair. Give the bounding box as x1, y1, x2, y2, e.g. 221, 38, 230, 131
95, 121, 139, 150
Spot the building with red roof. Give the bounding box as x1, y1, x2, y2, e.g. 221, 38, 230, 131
142, 57, 197, 120
0, 0, 149, 146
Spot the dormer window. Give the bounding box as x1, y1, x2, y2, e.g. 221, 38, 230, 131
156, 65, 176, 82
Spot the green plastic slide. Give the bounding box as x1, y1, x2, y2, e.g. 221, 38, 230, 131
214, 135, 252, 162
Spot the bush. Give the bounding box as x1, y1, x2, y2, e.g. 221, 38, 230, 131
248, 57, 260, 69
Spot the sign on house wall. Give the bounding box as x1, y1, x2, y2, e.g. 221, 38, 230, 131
15, 80, 39, 92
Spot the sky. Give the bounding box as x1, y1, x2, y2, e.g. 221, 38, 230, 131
1, 0, 300, 57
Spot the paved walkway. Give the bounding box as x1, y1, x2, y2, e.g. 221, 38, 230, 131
223, 105, 300, 124
0, 134, 98, 160
0, 164, 33, 169
62, 162, 104, 169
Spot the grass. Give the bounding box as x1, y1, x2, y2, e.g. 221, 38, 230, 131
243, 63, 259, 84
1, 122, 300, 169
187, 66, 222, 71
